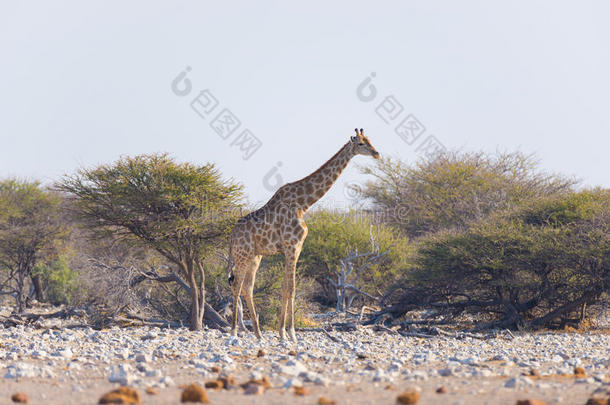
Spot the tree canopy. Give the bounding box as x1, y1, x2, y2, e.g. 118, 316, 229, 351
56, 153, 243, 330
0, 179, 66, 312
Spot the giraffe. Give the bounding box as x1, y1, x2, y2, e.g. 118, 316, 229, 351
227, 128, 380, 340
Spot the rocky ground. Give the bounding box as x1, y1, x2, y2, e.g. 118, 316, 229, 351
1, 316, 610, 405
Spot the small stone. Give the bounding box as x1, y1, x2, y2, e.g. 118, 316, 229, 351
314, 376, 330, 387
505, 376, 533, 388
585, 399, 608, 405
135, 353, 151, 363
436, 386, 447, 394
396, 389, 420, 404
98, 387, 141, 404
210, 366, 221, 373
516, 400, 547, 405
283, 378, 303, 388
256, 349, 266, 358
55, 348, 73, 359
217, 375, 236, 389
318, 397, 337, 405
373, 369, 388, 382
585, 386, 610, 405
108, 364, 135, 386
438, 368, 453, 377
160, 376, 175, 387
529, 369, 540, 376
288, 350, 297, 356
145, 388, 157, 395
385, 384, 395, 390
181, 384, 209, 403
204, 380, 224, 390
11, 393, 29, 403
241, 376, 272, 390
244, 383, 265, 395
574, 367, 586, 377
294, 386, 309, 396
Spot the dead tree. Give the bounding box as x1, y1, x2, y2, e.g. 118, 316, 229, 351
327, 227, 387, 312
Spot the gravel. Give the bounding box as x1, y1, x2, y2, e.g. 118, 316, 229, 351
0, 320, 609, 403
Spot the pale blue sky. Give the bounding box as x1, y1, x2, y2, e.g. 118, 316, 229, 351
1, 1, 608, 207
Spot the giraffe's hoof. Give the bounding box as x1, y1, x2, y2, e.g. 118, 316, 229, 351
289, 329, 297, 341
279, 329, 287, 341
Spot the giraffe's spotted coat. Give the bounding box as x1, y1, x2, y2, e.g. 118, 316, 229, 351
228, 129, 379, 340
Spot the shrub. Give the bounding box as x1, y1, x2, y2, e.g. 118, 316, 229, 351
359, 151, 575, 238
299, 209, 410, 307
385, 189, 610, 329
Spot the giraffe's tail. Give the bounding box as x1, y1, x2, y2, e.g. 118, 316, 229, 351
226, 243, 235, 286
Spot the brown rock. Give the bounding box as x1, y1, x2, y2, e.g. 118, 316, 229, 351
585, 386, 610, 405
257, 349, 266, 358
218, 375, 236, 389
294, 386, 309, 396
244, 383, 265, 395
436, 386, 448, 394
288, 350, 297, 356
210, 366, 221, 373
181, 384, 209, 403
98, 387, 141, 404
385, 384, 395, 390
356, 353, 367, 360
240, 376, 272, 390
318, 397, 337, 405
516, 400, 547, 405
396, 389, 420, 404
585, 399, 608, 405
204, 380, 224, 390
145, 387, 158, 395
529, 369, 540, 376
574, 367, 586, 376
11, 393, 29, 403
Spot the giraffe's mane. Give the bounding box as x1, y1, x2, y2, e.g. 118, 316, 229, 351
291, 140, 351, 185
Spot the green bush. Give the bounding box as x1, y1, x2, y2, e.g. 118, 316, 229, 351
397, 189, 610, 329
34, 257, 77, 305
300, 209, 410, 307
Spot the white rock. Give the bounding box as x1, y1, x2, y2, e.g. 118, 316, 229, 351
504, 376, 533, 388
4, 362, 38, 378
135, 353, 151, 363
314, 375, 330, 387
108, 364, 135, 385
282, 378, 303, 388
280, 359, 308, 376
438, 368, 453, 377
160, 376, 175, 387
54, 348, 73, 359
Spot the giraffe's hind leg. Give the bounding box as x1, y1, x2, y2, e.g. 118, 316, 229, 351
280, 246, 301, 341
242, 255, 263, 339
230, 260, 247, 337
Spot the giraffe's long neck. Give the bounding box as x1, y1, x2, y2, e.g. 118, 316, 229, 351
296, 141, 355, 211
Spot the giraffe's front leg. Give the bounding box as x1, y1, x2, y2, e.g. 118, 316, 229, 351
282, 246, 300, 342
278, 277, 290, 340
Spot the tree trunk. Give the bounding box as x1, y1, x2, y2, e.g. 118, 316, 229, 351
31, 275, 45, 302
15, 268, 27, 314
188, 271, 202, 331
196, 262, 206, 329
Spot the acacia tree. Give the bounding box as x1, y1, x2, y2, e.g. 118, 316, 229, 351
57, 154, 243, 331
0, 179, 65, 313
359, 151, 575, 238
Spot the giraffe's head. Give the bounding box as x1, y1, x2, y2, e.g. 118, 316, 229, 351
351, 128, 380, 159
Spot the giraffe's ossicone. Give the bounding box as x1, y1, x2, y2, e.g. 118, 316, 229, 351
228, 129, 380, 340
